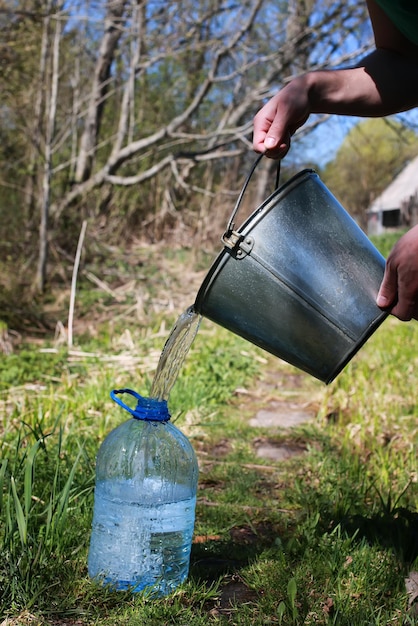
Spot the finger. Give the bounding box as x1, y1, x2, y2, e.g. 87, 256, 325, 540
253, 128, 291, 159
262, 122, 290, 155
376, 266, 398, 310
387, 298, 415, 321
389, 270, 418, 320
253, 101, 289, 155
253, 137, 290, 160
253, 106, 275, 153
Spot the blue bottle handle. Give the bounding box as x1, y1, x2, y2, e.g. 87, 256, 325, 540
110, 389, 170, 422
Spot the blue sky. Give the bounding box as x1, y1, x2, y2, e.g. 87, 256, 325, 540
295, 108, 418, 170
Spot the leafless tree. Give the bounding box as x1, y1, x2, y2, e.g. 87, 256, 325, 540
0, 0, 371, 288
36, 6, 62, 292
75, 0, 128, 183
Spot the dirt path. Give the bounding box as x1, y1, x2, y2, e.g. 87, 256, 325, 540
232, 361, 325, 461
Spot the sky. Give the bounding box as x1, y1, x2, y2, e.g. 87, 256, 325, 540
295, 108, 418, 170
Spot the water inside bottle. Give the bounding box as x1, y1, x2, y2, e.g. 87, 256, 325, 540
88, 478, 196, 595
88, 308, 201, 594
150, 305, 201, 401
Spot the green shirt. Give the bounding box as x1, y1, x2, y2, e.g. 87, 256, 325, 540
375, 0, 418, 45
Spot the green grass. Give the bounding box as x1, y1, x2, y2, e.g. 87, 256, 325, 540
0, 241, 417, 625
370, 230, 406, 258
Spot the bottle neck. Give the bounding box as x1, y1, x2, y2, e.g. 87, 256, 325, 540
110, 389, 170, 422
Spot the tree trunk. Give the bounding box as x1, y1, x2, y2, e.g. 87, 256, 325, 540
75, 0, 128, 183
36, 17, 61, 293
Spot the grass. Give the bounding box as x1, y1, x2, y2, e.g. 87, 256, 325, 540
0, 237, 417, 624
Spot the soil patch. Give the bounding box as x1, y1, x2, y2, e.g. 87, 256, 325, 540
254, 439, 307, 461
237, 362, 323, 461
218, 577, 258, 611
250, 400, 314, 429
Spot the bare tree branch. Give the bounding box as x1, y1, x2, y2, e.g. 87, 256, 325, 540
1, 0, 372, 270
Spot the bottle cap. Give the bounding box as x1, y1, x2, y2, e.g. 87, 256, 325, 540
110, 389, 170, 422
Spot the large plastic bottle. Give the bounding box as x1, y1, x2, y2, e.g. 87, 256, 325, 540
88, 388, 199, 596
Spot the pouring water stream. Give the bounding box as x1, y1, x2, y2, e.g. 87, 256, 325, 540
150, 305, 201, 401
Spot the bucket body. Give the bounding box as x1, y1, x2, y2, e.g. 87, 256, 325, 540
195, 168, 387, 384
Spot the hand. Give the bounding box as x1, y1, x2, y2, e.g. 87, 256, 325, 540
253, 78, 311, 159
376, 225, 418, 321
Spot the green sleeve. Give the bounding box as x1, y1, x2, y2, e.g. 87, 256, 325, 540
375, 0, 418, 45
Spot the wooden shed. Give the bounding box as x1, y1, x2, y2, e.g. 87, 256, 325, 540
367, 155, 418, 235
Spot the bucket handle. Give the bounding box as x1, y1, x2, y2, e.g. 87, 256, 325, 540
223, 154, 281, 247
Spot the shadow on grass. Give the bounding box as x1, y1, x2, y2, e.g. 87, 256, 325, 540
189, 521, 281, 584
335, 507, 418, 567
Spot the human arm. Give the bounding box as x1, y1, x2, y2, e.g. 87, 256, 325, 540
253, 0, 418, 158
253, 0, 418, 321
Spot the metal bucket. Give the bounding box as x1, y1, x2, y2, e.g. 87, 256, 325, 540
194, 156, 388, 384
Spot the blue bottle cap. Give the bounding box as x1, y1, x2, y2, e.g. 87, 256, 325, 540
110, 389, 170, 422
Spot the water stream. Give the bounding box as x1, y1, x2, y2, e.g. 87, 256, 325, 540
150, 305, 201, 401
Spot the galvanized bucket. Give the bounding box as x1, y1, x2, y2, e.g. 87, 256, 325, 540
194, 156, 388, 384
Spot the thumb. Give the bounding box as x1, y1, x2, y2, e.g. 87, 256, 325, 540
264, 128, 291, 154
376, 266, 397, 309
253, 96, 291, 157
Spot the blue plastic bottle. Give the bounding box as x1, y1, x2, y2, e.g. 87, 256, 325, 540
88, 389, 199, 596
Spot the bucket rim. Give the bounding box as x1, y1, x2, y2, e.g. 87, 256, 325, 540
231, 167, 317, 239
194, 163, 388, 385
195, 168, 318, 313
